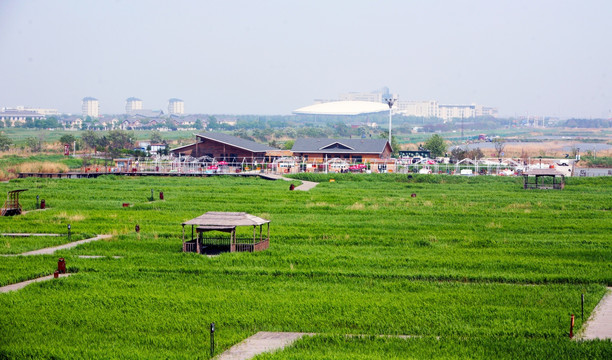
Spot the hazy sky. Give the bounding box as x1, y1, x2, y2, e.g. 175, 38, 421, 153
1, 0, 610, 117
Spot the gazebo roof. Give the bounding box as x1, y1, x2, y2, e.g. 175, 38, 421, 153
182, 212, 270, 227
523, 169, 565, 176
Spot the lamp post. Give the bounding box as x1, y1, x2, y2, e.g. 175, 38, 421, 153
384, 96, 397, 145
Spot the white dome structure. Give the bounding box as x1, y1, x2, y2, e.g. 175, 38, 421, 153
293, 101, 389, 116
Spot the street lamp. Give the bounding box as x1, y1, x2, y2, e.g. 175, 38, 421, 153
384, 96, 398, 145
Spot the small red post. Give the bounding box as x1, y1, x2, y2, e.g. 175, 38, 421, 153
40, 199, 46, 209
159, 191, 164, 200
58, 258, 66, 273
411, 193, 417, 198
135, 224, 140, 233
122, 203, 129, 207
569, 314, 575, 339
289, 184, 295, 191
53, 270, 59, 278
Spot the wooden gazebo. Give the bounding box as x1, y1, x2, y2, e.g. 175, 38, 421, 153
181, 212, 270, 254
522, 169, 565, 190
1, 189, 28, 216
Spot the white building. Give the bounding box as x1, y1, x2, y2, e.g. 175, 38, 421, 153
438, 104, 477, 120
82, 97, 99, 118
0, 109, 45, 126
395, 101, 439, 118
2, 106, 59, 116
168, 98, 184, 115
396, 101, 498, 120
126, 97, 143, 114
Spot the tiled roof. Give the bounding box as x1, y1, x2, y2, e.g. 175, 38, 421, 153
196, 132, 276, 152
291, 138, 390, 154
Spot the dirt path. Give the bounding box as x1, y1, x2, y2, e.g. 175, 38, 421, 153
216, 332, 312, 360
259, 174, 319, 191
0, 234, 113, 256
579, 287, 612, 340
0, 273, 72, 293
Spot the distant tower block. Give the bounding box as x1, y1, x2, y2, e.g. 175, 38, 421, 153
126, 97, 143, 114
81, 97, 99, 118
168, 98, 184, 115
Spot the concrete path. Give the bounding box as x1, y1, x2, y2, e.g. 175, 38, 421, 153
1, 233, 62, 237
77, 255, 122, 259
0, 273, 72, 293
216, 332, 312, 360
580, 287, 612, 340
12, 234, 113, 256
260, 174, 319, 191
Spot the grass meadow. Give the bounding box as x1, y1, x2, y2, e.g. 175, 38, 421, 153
0, 174, 611, 359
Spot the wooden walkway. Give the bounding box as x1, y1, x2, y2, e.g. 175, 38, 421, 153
0, 234, 113, 256
579, 287, 612, 340
0, 273, 72, 293
216, 332, 312, 360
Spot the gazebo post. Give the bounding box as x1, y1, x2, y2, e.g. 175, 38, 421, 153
182, 225, 185, 243
253, 225, 256, 244
259, 225, 263, 242
267, 222, 270, 240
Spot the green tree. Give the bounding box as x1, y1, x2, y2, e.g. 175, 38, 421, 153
282, 140, 295, 150
107, 130, 135, 151
25, 136, 43, 152
379, 131, 399, 157
150, 130, 163, 144
493, 138, 506, 158
424, 134, 447, 157
0, 132, 12, 151
81, 130, 99, 151
194, 119, 203, 130
165, 118, 177, 131
207, 116, 219, 130
59, 134, 77, 145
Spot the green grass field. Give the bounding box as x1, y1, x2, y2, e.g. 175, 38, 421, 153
0, 174, 611, 359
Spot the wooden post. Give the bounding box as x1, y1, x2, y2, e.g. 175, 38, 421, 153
267, 222, 270, 241
253, 226, 256, 244
182, 225, 185, 243
259, 225, 263, 242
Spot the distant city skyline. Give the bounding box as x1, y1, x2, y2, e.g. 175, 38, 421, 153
1, 0, 611, 118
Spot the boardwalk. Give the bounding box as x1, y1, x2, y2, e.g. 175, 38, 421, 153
216, 332, 312, 360
0, 273, 72, 293
580, 287, 612, 340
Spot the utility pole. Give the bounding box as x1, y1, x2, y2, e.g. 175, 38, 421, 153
384, 96, 398, 145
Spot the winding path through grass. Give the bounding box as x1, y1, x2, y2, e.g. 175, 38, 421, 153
259, 174, 319, 191
580, 287, 612, 340
2, 234, 113, 256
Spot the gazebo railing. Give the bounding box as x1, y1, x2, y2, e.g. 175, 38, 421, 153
524, 183, 564, 190
184, 236, 269, 253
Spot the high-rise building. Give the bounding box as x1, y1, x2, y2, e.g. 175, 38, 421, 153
126, 97, 143, 114
82, 97, 99, 118
168, 98, 184, 115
